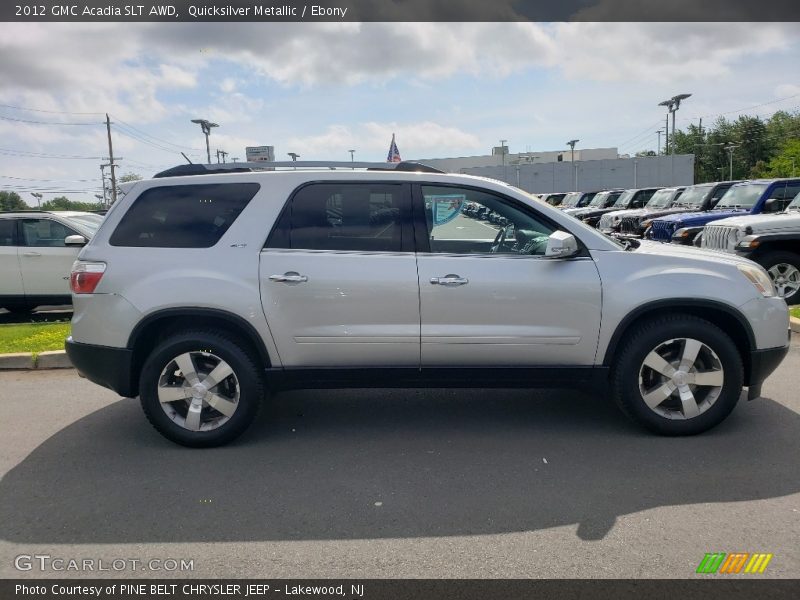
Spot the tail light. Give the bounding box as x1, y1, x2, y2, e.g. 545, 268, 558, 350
70, 261, 106, 294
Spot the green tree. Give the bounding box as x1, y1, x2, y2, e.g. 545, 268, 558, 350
0, 191, 27, 211
40, 196, 103, 212
762, 139, 800, 177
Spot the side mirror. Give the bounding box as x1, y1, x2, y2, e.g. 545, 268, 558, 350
764, 198, 783, 213
65, 235, 87, 247
545, 230, 579, 258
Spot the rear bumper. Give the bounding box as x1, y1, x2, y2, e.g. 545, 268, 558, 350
65, 337, 136, 397
746, 338, 790, 399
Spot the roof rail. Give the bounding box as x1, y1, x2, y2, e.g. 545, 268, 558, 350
153, 160, 444, 178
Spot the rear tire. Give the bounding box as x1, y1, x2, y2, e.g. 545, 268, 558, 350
139, 330, 264, 447
611, 315, 743, 436
754, 251, 800, 305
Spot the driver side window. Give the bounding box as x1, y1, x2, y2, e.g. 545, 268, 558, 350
422, 185, 556, 256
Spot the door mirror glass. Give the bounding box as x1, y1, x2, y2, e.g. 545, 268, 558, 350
65, 234, 87, 247
544, 231, 579, 258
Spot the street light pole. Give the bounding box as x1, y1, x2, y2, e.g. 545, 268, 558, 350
499, 139, 507, 166
348, 149, 355, 162
566, 140, 579, 191
191, 119, 219, 163
725, 144, 739, 181
31, 192, 42, 208
659, 94, 691, 155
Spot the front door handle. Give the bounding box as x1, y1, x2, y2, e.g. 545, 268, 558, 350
430, 274, 469, 286
22, 252, 41, 257
269, 272, 308, 283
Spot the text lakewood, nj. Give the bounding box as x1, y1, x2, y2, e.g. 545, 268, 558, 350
188, 4, 349, 18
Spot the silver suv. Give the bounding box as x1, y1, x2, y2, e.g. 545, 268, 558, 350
65, 162, 790, 447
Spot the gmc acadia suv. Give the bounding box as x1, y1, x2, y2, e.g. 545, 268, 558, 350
65, 162, 790, 447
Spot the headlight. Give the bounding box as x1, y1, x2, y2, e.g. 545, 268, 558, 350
737, 263, 775, 297
736, 235, 761, 250
612, 216, 621, 222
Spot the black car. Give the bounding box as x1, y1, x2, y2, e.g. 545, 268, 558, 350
569, 187, 661, 228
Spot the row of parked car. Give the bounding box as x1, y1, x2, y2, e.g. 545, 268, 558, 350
544, 179, 800, 304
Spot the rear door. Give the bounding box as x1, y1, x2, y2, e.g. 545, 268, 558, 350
0, 218, 24, 299
260, 181, 421, 367
17, 217, 81, 298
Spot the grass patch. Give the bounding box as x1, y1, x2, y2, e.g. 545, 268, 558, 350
790, 307, 800, 320
0, 322, 70, 355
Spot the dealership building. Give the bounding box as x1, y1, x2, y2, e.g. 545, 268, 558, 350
415, 146, 695, 194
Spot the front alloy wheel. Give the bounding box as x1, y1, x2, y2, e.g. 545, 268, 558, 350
638, 338, 724, 420
767, 263, 800, 303
611, 315, 743, 435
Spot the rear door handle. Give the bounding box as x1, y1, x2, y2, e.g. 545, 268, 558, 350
430, 274, 469, 286
22, 252, 41, 257
269, 272, 308, 283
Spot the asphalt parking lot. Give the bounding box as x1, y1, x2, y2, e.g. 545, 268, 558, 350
0, 339, 798, 579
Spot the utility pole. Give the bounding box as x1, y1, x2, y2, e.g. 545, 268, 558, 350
231, 157, 239, 163
725, 144, 739, 181
216, 149, 228, 163
105, 114, 118, 206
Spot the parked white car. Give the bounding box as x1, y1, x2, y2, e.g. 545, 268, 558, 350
65, 162, 789, 447
0, 211, 101, 313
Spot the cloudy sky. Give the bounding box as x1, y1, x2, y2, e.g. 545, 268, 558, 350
0, 22, 798, 203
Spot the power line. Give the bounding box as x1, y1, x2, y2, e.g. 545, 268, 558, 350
111, 124, 192, 155
0, 174, 101, 183
616, 120, 664, 151
690, 93, 800, 121
0, 147, 105, 160
0, 103, 104, 115
0, 114, 101, 126
111, 115, 203, 152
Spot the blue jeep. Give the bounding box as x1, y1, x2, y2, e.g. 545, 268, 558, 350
649, 179, 800, 245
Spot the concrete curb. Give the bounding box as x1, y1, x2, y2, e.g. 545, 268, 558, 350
791, 316, 800, 335
0, 350, 72, 370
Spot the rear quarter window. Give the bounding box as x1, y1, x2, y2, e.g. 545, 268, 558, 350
110, 183, 259, 248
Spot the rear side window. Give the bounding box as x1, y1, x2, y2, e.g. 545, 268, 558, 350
267, 183, 408, 252
110, 183, 259, 248
0, 219, 15, 246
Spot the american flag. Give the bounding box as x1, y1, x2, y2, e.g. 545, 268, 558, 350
386, 133, 402, 163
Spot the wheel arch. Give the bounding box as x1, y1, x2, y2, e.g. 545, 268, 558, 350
127, 308, 272, 397
603, 299, 757, 385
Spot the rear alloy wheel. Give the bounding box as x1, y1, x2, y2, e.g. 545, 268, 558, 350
140, 330, 263, 447
612, 316, 743, 435
756, 252, 800, 305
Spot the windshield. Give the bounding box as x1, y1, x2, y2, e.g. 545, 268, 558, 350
588, 192, 610, 207
560, 192, 582, 207
716, 183, 768, 209
613, 190, 634, 207
787, 192, 800, 211
63, 214, 103, 233
646, 189, 676, 209
674, 185, 711, 208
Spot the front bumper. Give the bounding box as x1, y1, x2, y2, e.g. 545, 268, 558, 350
65, 336, 136, 397
746, 336, 790, 399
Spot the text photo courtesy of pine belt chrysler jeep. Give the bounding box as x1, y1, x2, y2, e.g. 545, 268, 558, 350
65, 162, 790, 447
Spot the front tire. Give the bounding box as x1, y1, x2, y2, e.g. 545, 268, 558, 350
611, 315, 743, 435
139, 330, 264, 447
754, 251, 800, 305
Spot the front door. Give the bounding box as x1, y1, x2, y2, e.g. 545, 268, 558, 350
260, 181, 420, 367
0, 219, 24, 299
415, 184, 602, 367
